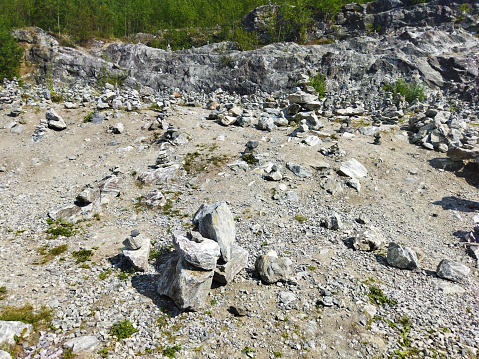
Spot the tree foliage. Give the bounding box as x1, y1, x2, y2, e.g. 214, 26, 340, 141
0, 17, 23, 80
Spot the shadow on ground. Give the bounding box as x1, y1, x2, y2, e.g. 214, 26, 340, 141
432, 196, 479, 212
429, 159, 479, 188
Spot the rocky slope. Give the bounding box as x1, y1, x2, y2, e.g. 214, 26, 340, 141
0, 0, 478, 359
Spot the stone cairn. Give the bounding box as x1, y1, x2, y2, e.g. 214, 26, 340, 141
157, 202, 248, 311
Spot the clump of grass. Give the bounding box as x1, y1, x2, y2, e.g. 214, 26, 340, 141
0, 304, 53, 330
383, 78, 425, 104
72, 249, 93, 263
36, 244, 68, 264
111, 320, 138, 340
163, 345, 181, 358
83, 111, 94, 123
367, 285, 397, 306
241, 153, 258, 165
309, 73, 326, 98
45, 218, 78, 239
0, 286, 6, 300
99, 269, 112, 280
294, 214, 307, 223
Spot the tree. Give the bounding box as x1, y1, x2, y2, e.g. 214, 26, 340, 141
0, 17, 23, 80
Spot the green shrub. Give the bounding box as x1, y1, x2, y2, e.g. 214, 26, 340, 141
309, 73, 326, 98
163, 345, 181, 358
111, 320, 138, 340
383, 78, 425, 104
0, 17, 23, 80
45, 219, 78, 239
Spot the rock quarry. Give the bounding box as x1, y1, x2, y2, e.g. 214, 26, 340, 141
0, 0, 478, 358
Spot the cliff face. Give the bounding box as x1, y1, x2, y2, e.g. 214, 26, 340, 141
13, 0, 479, 101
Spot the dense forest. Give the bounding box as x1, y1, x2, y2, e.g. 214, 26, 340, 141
0, 0, 374, 43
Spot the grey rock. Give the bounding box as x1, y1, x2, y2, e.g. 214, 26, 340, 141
302, 135, 321, 147
229, 305, 247, 317
0, 350, 12, 359
172, 231, 220, 271
193, 202, 236, 262
214, 244, 248, 284
321, 212, 343, 230
0, 321, 32, 346
265, 170, 283, 181
338, 158, 368, 178
288, 91, 318, 105
286, 162, 312, 178
255, 250, 292, 284
45, 108, 66, 131
75, 185, 100, 207
138, 164, 179, 185
257, 116, 276, 131
352, 227, 384, 251
64, 336, 100, 353
157, 255, 214, 311
91, 111, 107, 124
111, 122, 124, 134
122, 238, 151, 271
436, 259, 470, 282
123, 235, 149, 250
386, 242, 419, 269
278, 291, 296, 305
319, 177, 343, 195
139, 189, 166, 207
97, 175, 122, 196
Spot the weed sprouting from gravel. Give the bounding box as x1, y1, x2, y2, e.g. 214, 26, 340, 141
111, 320, 138, 340
72, 249, 93, 263
294, 214, 307, 223
45, 218, 78, 239
367, 285, 397, 306
163, 345, 181, 358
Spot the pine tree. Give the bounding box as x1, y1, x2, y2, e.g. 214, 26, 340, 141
0, 17, 23, 80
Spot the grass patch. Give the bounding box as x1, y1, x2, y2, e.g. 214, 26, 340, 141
72, 249, 93, 263
294, 214, 307, 223
241, 153, 258, 165
111, 320, 138, 340
183, 144, 231, 175
367, 285, 397, 306
45, 218, 79, 239
163, 345, 181, 358
0, 286, 6, 300
83, 111, 94, 123
0, 304, 53, 330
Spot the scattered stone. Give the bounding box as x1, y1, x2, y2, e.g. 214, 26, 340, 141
214, 245, 248, 284
338, 158, 367, 178
386, 242, 419, 269
193, 202, 236, 262
255, 250, 292, 284
157, 255, 214, 311
352, 227, 384, 251
320, 212, 343, 230
110, 122, 124, 134
286, 162, 312, 178
436, 259, 470, 282
172, 231, 220, 271
0, 351, 12, 359
139, 189, 166, 207
122, 237, 151, 271
45, 107, 66, 130
64, 336, 100, 353
0, 321, 32, 346
229, 305, 247, 317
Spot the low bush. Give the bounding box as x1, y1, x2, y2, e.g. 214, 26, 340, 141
383, 78, 425, 104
